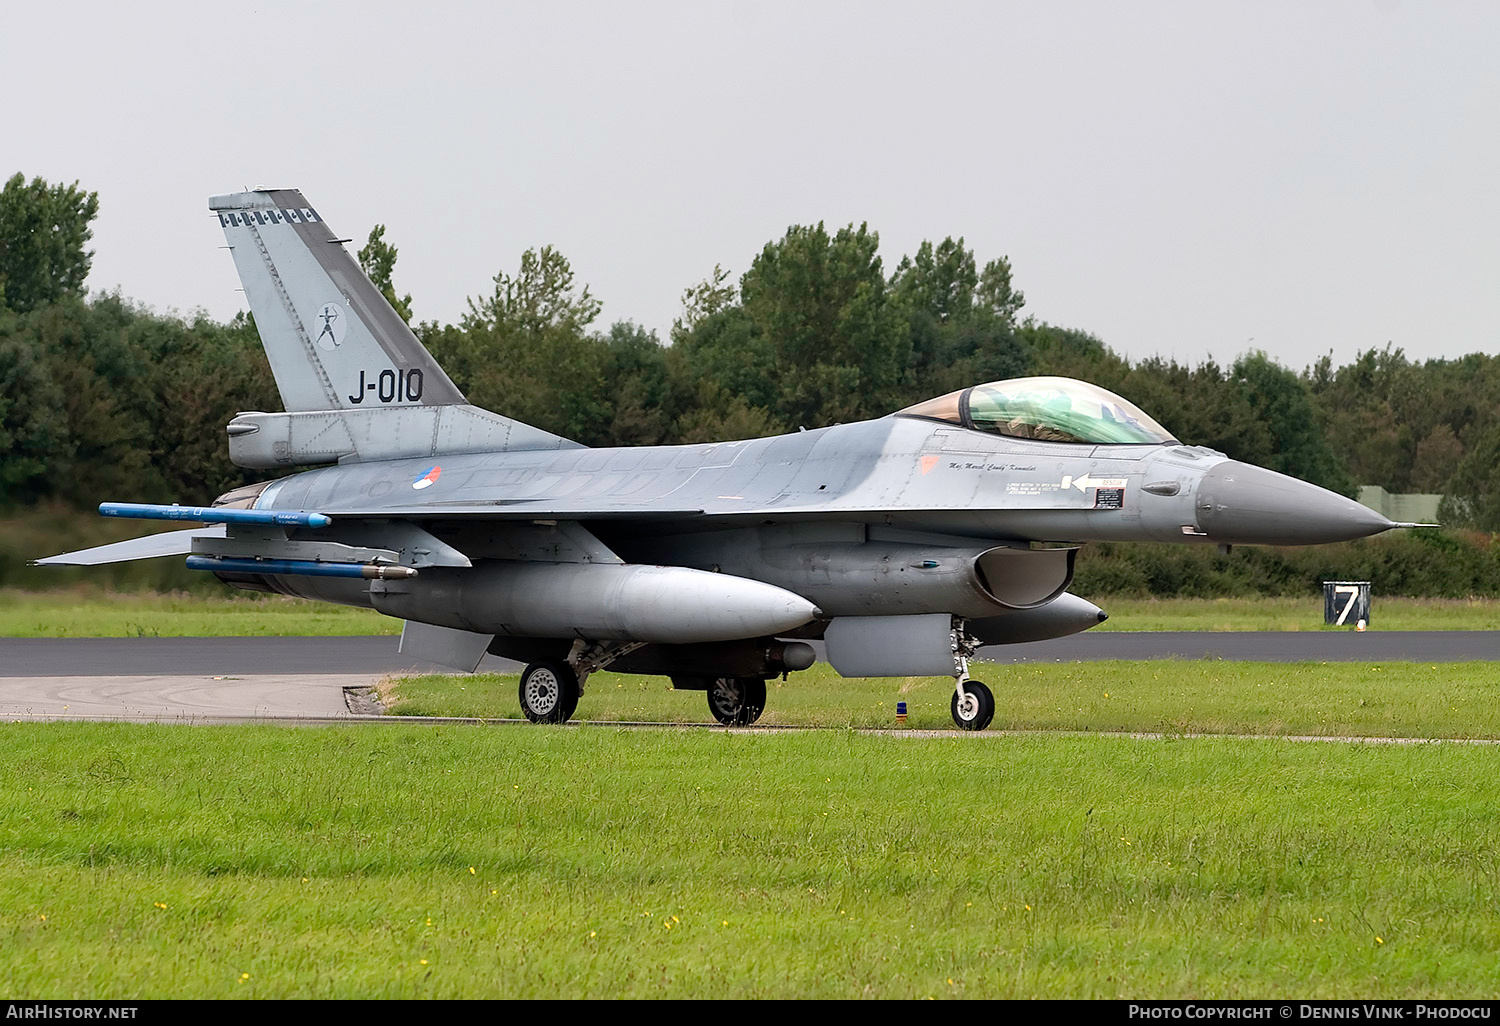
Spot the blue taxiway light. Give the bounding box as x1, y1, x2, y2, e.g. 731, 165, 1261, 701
185, 556, 417, 580
99, 502, 332, 529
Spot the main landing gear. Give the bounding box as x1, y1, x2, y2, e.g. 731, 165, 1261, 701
948, 618, 995, 731
518, 640, 644, 725
518, 660, 579, 724
704, 676, 767, 727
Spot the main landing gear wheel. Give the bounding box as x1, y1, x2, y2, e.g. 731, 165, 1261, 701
706, 677, 767, 726
951, 680, 995, 731
519, 660, 580, 724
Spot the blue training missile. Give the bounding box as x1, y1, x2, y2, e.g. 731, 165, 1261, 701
100, 502, 332, 529
185, 556, 417, 580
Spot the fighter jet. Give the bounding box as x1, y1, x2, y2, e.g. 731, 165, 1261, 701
37, 190, 1421, 730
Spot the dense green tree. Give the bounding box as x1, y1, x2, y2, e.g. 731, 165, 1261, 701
1109, 357, 1286, 461
674, 382, 783, 444
0, 323, 69, 504
1231, 352, 1353, 495
432, 245, 613, 443
1411, 425, 1462, 493
1440, 423, 1500, 531
891, 238, 979, 324
1304, 347, 1500, 499
142, 310, 280, 500
1019, 321, 1129, 386
736, 222, 909, 427
671, 264, 736, 344
357, 224, 414, 324
600, 321, 674, 446
892, 238, 1030, 399
976, 255, 1025, 325
0, 295, 277, 509
0, 174, 99, 313
1306, 348, 1422, 491
671, 303, 781, 418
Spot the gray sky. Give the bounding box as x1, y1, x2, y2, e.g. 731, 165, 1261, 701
4, 0, 1496, 372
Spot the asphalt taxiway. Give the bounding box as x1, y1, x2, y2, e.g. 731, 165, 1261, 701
4, 631, 1500, 678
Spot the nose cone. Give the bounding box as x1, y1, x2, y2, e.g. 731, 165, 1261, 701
1197, 461, 1395, 545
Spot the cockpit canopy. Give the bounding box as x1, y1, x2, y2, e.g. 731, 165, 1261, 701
897, 376, 1177, 445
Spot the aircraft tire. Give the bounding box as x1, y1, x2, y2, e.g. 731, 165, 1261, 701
519, 660, 580, 724
950, 681, 995, 731
706, 676, 766, 726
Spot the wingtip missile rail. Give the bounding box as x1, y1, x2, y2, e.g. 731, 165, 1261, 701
99, 502, 333, 529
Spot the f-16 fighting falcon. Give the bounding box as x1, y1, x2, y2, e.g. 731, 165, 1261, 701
38, 190, 1423, 730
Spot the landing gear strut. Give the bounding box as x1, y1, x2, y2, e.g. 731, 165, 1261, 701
948, 618, 995, 731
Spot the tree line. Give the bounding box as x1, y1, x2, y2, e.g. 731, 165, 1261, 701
4, 171, 1500, 535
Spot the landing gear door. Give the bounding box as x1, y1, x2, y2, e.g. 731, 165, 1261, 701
824, 613, 958, 678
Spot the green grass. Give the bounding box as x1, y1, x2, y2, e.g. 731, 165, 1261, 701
5, 590, 1500, 637
0, 589, 396, 637
387, 660, 1500, 740
4, 722, 1500, 998
1094, 595, 1500, 632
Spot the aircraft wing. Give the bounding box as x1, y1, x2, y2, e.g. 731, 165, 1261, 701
34, 525, 228, 566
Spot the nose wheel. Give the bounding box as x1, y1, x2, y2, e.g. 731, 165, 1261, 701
519, 660, 580, 724
950, 680, 994, 731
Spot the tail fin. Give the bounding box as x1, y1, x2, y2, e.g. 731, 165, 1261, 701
210, 189, 464, 412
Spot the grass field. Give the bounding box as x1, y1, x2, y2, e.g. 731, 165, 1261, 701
1094, 595, 1500, 632
0, 589, 397, 638
4, 722, 1500, 998
8, 588, 1500, 996
386, 660, 1500, 740
4, 590, 1500, 637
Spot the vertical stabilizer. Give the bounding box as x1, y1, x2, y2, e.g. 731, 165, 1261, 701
210, 189, 465, 413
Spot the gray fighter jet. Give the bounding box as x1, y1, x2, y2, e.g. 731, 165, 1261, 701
38, 190, 1420, 730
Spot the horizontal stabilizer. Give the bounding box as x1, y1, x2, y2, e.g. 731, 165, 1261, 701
226, 405, 580, 468
35, 526, 227, 566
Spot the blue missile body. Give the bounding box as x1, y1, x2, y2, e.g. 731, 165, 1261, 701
100, 502, 332, 529
185, 556, 417, 580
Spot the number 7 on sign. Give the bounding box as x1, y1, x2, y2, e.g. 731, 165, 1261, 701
1334, 585, 1361, 626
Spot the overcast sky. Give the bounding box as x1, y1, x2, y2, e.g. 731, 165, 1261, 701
4, 0, 1496, 372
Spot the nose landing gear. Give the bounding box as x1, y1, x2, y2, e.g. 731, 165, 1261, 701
950, 679, 995, 731
948, 618, 995, 731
